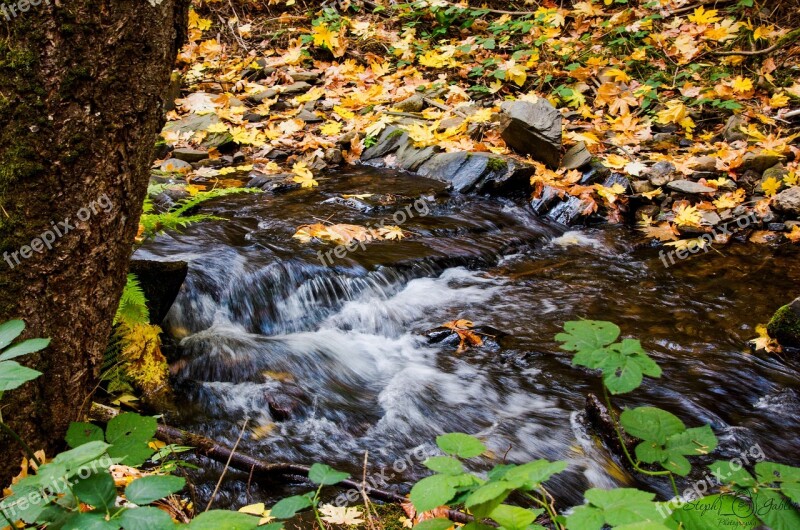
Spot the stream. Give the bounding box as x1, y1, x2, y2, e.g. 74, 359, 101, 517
136, 166, 800, 510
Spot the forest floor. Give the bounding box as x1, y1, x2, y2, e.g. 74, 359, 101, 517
155, 0, 800, 257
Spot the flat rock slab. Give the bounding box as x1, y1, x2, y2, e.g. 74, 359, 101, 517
667, 180, 716, 194
498, 99, 562, 168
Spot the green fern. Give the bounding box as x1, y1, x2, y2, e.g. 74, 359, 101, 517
139, 187, 260, 240
114, 274, 149, 328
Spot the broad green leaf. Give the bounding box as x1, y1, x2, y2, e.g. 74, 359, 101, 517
307, 463, 349, 485
504, 460, 568, 490
424, 456, 465, 475
270, 495, 312, 519
620, 408, 685, 444
62, 512, 120, 530
118, 506, 176, 530
709, 460, 756, 487
489, 504, 542, 530
602, 356, 643, 395
610, 339, 661, 378
0, 338, 50, 361
565, 504, 604, 530
436, 432, 486, 458
660, 453, 691, 477
664, 425, 717, 457
556, 320, 620, 353
185, 510, 260, 529
465, 480, 514, 508
125, 475, 186, 505
51, 441, 110, 473
73, 471, 116, 509
66, 422, 105, 448
756, 461, 800, 503
614, 523, 672, 530
410, 474, 458, 513
105, 413, 157, 467
413, 519, 455, 530
583, 488, 666, 527
0, 320, 25, 349
0, 360, 42, 391
751, 489, 800, 530
668, 494, 757, 530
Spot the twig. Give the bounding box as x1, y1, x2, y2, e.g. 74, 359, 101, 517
360, 451, 379, 530
205, 417, 249, 512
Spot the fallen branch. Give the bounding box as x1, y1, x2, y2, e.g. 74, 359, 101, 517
89, 403, 473, 525
713, 27, 800, 56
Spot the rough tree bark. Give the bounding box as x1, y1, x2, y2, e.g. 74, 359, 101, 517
0, 0, 189, 485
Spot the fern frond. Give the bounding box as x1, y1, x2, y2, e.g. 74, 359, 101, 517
114, 274, 149, 328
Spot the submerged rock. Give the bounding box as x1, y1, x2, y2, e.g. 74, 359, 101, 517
767, 297, 800, 349
498, 99, 562, 168
424, 325, 508, 351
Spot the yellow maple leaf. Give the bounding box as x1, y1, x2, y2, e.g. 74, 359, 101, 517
312, 23, 339, 50
784, 171, 798, 186
565, 131, 600, 146
770, 92, 789, 108
404, 122, 437, 147
604, 68, 631, 83
731, 76, 754, 95
688, 6, 721, 25
292, 162, 318, 188
786, 225, 800, 243
762, 176, 782, 197
657, 100, 688, 125
753, 25, 773, 41
378, 225, 405, 240
642, 188, 663, 200
206, 122, 229, 134
333, 105, 355, 120
502, 60, 528, 87
319, 121, 342, 136
603, 154, 629, 169
674, 204, 702, 227
294, 86, 325, 104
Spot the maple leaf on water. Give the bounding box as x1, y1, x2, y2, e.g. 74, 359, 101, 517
291, 162, 319, 188
442, 319, 484, 353
378, 225, 405, 240
750, 325, 781, 353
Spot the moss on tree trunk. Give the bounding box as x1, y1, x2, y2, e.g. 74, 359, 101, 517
0, 0, 189, 485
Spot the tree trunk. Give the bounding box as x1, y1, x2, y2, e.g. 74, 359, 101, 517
0, 0, 189, 485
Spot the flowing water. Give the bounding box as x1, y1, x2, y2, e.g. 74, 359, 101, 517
137, 166, 800, 508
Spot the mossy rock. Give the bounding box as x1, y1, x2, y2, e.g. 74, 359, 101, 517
767, 298, 800, 348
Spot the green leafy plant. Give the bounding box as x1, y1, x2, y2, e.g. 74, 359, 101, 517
0, 320, 48, 396
266, 463, 351, 529
1, 411, 259, 530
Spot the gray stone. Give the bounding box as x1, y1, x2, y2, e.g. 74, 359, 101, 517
772, 186, 800, 216
361, 126, 408, 161
723, 114, 747, 143
163, 113, 219, 134
498, 99, 562, 168
580, 160, 610, 185
667, 180, 716, 194
603, 173, 630, 193
279, 81, 312, 95
233, 151, 246, 164
202, 132, 234, 149
636, 205, 660, 221
530, 185, 562, 215
246, 171, 299, 193
172, 148, 209, 163
288, 70, 321, 83
417, 152, 532, 196
647, 161, 676, 186
741, 152, 784, 174
547, 195, 591, 225
160, 158, 192, 172
690, 156, 718, 172
438, 116, 465, 131
324, 148, 344, 165
562, 142, 592, 170
297, 109, 323, 123
700, 211, 721, 226
631, 180, 656, 195
244, 112, 267, 122
248, 88, 278, 103
394, 142, 436, 172
394, 93, 425, 112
